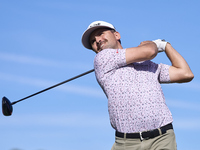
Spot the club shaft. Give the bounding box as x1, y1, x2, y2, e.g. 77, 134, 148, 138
11, 69, 95, 105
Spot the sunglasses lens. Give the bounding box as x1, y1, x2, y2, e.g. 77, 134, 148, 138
2, 97, 13, 116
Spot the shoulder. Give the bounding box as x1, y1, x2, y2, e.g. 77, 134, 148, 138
94, 48, 126, 62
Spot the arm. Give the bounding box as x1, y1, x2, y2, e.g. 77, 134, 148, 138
126, 41, 158, 64
165, 43, 194, 83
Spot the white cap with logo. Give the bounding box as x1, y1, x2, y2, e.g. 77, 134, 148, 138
82, 21, 116, 49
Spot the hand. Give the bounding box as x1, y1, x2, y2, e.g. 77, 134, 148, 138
138, 41, 153, 47
152, 39, 167, 52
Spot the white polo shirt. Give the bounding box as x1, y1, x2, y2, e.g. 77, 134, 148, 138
94, 48, 173, 133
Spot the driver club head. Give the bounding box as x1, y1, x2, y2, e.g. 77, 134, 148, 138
2, 96, 13, 116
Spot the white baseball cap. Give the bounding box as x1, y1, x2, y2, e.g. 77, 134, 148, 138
82, 21, 116, 49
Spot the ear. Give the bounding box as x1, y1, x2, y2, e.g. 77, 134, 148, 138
114, 31, 121, 41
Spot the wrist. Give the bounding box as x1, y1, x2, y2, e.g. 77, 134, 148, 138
165, 42, 172, 52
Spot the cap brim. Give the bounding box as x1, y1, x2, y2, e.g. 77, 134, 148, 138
82, 26, 114, 50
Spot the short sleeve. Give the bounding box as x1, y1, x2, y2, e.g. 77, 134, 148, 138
158, 63, 171, 83
94, 49, 126, 80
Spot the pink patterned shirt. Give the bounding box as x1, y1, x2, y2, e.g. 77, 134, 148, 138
94, 48, 173, 133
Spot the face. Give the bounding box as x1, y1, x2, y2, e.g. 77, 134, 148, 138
89, 28, 121, 53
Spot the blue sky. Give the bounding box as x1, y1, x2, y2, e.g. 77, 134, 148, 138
0, 1, 200, 150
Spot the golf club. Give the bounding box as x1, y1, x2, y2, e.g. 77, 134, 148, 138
2, 69, 94, 116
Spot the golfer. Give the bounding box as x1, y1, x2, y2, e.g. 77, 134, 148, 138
82, 21, 194, 150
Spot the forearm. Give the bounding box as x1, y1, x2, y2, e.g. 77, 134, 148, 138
126, 41, 158, 64
165, 43, 187, 68
165, 43, 194, 83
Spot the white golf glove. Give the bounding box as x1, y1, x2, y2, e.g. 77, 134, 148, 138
152, 39, 167, 52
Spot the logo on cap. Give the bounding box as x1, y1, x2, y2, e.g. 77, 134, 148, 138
90, 23, 101, 28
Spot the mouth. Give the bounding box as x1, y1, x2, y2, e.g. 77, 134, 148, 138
100, 43, 104, 48
98, 41, 106, 51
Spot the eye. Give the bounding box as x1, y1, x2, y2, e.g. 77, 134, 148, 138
90, 39, 96, 44
98, 31, 104, 36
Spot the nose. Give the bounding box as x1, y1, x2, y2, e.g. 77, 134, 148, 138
95, 36, 102, 44
95, 36, 104, 48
